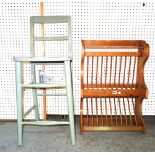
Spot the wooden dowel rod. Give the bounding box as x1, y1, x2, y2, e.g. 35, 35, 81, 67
123, 98, 127, 126
96, 98, 99, 126
86, 57, 89, 125
118, 98, 122, 126
86, 98, 89, 125
87, 56, 89, 86
91, 57, 94, 125
127, 56, 131, 84
100, 56, 103, 84
100, 98, 103, 125
114, 98, 118, 126
118, 56, 122, 85
40, 2, 47, 120
114, 56, 117, 85
123, 56, 127, 87
109, 98, 113, 125
95, 58, 99, 125
40, 2, 45, 57
91, 56, 94, 85
132, 98, 138, 126
105, 98, 108, 126
132, 57, 137, 87
96, 57, 98, 84
109, 56, 112, 84
100, 57, 103, 125
127, 98, 133, 126
105, 57, 108, 85
91, 98, 94, 125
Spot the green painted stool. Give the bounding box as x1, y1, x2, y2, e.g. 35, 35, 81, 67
14, 16, 75, 145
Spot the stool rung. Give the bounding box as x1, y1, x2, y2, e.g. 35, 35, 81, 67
36, 93, 67, 96
22, 121, 70, 126
34, 36, 68, 41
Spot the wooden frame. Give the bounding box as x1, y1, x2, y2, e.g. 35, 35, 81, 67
80, 40, 149, 134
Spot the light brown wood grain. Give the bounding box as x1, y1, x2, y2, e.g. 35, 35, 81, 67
80, 40, 149, 134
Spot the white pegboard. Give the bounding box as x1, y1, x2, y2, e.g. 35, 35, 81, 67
0, 0, 155, 119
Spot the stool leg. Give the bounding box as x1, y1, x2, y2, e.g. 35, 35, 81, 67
64, 60, 75, 145
16, 62, 23, 145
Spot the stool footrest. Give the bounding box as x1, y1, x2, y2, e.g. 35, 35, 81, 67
22, 121, 70, 126
36, 93, 67, 96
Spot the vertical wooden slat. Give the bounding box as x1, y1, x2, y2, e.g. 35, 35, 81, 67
109, 98, 113, 125
96, 57, 98, 84
109, 57, 113, 126
123, 56, 127, 87
86, 56, 89, 125
105, 98, 108, 125
96, 57, 99, 125
123, 98, 127, 126
86, 98, 89, 125
87, 56, 89, 85
118, 56, 122, 85
91, 56, 94, 125
96, 98, 98, 125
100, 57, 103, 125
109, 56, 112, 84
127, 56, 131, 84
118, 98, 122, 126
105, 57, 108, 85
91, 56, 94, 85
114, 98, 118, 126
114, 56, 117, 85
100, 98, 103, 125
131, 98, 138, 126
127, 98, 133, 126
100, 56, 103, 84
132, 56, 137, 87
91, 98, 94, 125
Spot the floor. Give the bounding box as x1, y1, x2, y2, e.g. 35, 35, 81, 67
0, 116, 155, 152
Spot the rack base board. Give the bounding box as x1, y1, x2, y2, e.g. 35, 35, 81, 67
80, 117, 145, 133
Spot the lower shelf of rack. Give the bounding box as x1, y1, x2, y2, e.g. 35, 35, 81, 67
80, 116, 145, 133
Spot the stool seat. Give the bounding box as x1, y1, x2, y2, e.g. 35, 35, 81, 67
14, 56, 72, 62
